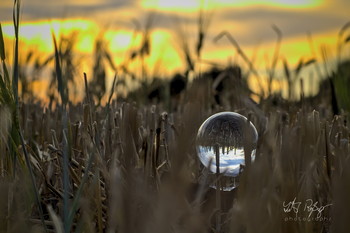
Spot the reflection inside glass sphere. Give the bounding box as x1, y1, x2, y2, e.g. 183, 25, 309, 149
196, 112, 258, 191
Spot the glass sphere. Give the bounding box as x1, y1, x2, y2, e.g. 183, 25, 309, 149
196, 112, 258, 191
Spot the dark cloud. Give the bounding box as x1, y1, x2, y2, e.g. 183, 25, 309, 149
0, 0, 136, 21
0, 2, 12, 21
218, 7, 350, 45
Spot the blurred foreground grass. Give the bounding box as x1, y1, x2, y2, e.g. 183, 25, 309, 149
1, 2, 350, 233
1, 84, 350, 233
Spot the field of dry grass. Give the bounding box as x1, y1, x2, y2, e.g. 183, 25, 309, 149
1, 1, 350, 233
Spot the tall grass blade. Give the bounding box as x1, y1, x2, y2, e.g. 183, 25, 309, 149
5, 0, 22, 177
19, 130, 48, 233
0, 23, 5, 61
345, 35, 350, 44
336, 21, 350, 64
175, 18, 195, 74
104, 50, 117, 71
48, 205, 64, 233
62, 129, 70, 233
294, 58, 304, 77
83, 72, 91, 105
338, 21, 350, 38
196, 7, 212, 59
106, 74, 117, 109
12, 0, 20, 106
268, 24, 282, 95
214, 31, 264, 97
304, 58, 316, 66
67, 149, 95, 231
282, 58, 292, 99
53, 32, 70, 233
52, 34, 67, 105
0, 74, 13, 104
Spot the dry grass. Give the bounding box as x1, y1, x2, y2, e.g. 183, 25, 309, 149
1, 84, 350, 233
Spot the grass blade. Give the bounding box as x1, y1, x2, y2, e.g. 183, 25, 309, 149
12, 0, 20, 107
268, 24, 282, 95
52, 32, 71, 233
106, 74, 117, 109
338, 21, 350, 38
67, 149, 96, 231
48, 205, 64, 233
294, 57, 304, 77
19, 130, 48, 233
0, 23, 5, 61
214, 31, 264, 97
344, 35, 350, 44
52, 34, 67, 105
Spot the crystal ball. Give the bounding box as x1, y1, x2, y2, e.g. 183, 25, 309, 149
196, 112, 258, 190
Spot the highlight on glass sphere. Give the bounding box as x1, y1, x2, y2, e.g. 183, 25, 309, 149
196, 111, 258, 191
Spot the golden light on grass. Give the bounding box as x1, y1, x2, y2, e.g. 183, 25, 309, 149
1, 18, 339, 102
18, 79, 51, 101
2, 18, 185, 74
0, 0, 345, 103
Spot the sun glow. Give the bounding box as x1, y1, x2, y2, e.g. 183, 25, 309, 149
2, 19, 96, 53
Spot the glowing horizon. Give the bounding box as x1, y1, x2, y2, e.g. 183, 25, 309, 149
0, 0, 348, 102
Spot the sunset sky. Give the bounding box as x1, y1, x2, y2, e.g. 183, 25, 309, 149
1, 0, 349, 100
